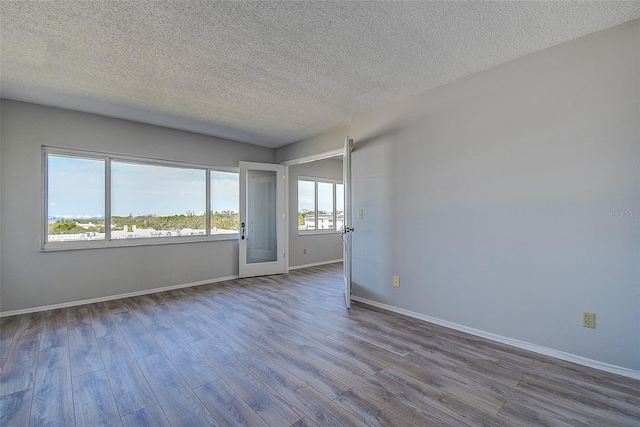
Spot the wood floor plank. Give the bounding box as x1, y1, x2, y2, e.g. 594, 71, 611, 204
290, 417, 321, 427
121, 404, 171, 427
39, 309, 68, 351
0, 316, 20, 366
138, 292, 165, 306
66, 306, 91, 324
375, 366, 512, 426
104, 299, 129, 315
0, 389, 33, 426
385, 359, 507, 413
185, 314, 269, 368
252, 296, 354, 337
186, 296, 248, 332
151, 303, 209, 343
519, 362, 640, 412
411, 342, 526, 385
326, 331, 404, 367
155, 291, 202, 318
67, 320, 103, 378
346, 313, 444, 351
497, 394, 623, 427
191, 338, 302, 427
0, 314, 42, 395
193, 379, 267, 427
530, 357, 640, 397
353, 301, 538, 369
395, 348, 523, 405
137, 352, 219, 426
124, 297, 160, 327
335, 387, 421, 427
0, 333, 40, 396
346, 324, 418, 356
517, 373, 640, 425
145, 322, 220, 388
258, 321, 387, 375
249, 359, 367, 427
14, 312, 44, 338
232, 326, 351, 399
344, 373, 464, 426
87, 302, 119, 338
112, 312, 161, 359
97, 333, 157, 416
219, 297, 280, 329
247, 323, 374, 391
72, 369, 121, 427
30, 346, 74, 426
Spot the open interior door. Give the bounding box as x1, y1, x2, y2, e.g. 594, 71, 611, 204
239, 161, 287, 278
342, 137, 354, 308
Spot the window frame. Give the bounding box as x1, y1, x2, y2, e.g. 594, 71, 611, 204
42, 146, 239, 251
297, 176, 343, 235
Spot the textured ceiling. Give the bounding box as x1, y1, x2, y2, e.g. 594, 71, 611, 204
1, 2, 638, 148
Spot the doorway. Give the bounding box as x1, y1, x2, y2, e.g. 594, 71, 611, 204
282, 139, 353, 308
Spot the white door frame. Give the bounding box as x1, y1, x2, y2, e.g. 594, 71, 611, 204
280, 143, 353, 308
342, 137, 353, 308
281, 147, 344, 272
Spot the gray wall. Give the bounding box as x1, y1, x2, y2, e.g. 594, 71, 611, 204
350, 20, 640, 371
0, 100, 274, 312
275, 126, 348, 163
288, 158, 344, 268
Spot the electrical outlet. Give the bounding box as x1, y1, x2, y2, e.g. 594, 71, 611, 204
393, 276, 400, 287
303, 248, 307, 255
582, 311, 596, 329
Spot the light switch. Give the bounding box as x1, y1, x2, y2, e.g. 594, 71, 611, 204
358, 209, 363, 219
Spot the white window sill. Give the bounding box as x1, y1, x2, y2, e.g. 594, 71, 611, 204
298, 230, 341, 236
42, 233, 239, 252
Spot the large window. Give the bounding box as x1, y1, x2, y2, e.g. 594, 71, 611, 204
111, 161, 207, 239
44, 148, 239, 249
47, 155, 106, 242
297, 177, 343, 233
210, 171, 240, 234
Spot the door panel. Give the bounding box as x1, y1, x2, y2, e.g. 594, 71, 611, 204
239, 162, 286, 278
342, 137, 353, 308
246, 169, 278, 264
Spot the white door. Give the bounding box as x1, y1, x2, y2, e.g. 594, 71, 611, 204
342, 137, 354, 308
239, 161, 287, 278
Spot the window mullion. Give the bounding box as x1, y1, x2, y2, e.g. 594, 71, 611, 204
206, 169, 211, 236
43, 151, 49, 247
314, 181, 319, 228
105, 157, 112, 241
333, 183, 337, 231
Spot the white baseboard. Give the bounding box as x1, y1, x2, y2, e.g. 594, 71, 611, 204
351, 296, 640, 381
0, 275, 239, 318
289, 259, 343, 270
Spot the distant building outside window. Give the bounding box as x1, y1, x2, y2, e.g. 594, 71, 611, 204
297, 177, 343, 233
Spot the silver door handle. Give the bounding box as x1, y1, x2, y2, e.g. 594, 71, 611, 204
341, 226, 354, 234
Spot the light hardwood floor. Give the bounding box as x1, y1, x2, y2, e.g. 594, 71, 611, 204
1, 263, 639, 426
